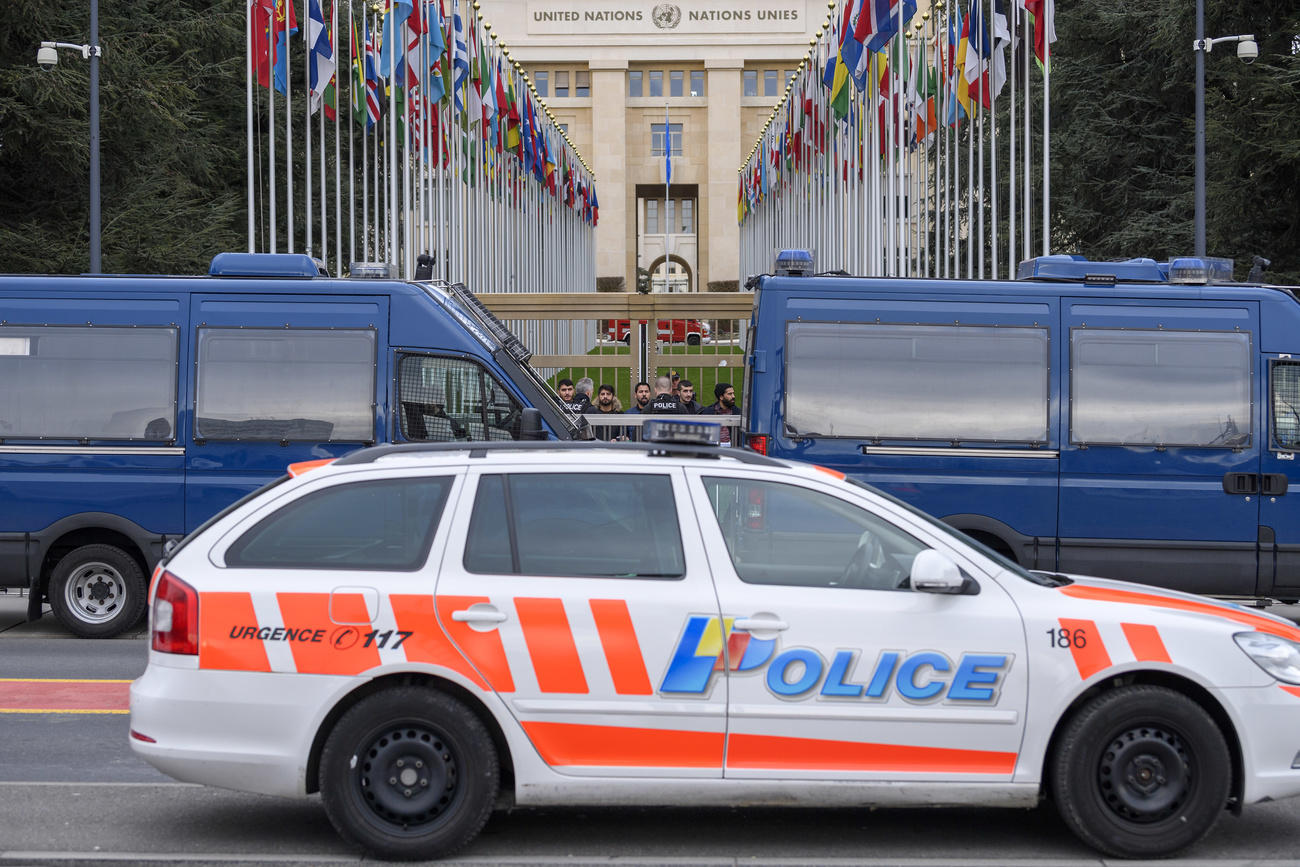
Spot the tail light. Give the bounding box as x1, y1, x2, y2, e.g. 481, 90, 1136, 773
747, 434, 769, 455
152, 570, 198, 655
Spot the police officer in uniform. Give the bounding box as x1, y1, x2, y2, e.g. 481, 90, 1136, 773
647, 375, 686, 414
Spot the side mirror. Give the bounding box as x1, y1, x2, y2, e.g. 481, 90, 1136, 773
911, 549, 965, 594
519, 407, 545, 440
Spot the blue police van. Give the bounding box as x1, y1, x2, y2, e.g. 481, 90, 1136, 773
0, 253, 588, 637
744, 253, 1300, 602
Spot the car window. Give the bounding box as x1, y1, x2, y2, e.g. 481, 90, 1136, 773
225, 476, 452, 570
464, 473, 684, 579
702, 476, 927, 591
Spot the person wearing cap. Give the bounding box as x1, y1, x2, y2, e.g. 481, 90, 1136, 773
698, 382, 739, 444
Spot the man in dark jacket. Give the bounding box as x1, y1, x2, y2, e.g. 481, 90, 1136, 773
648, 375, 686, 414
699, 382, 740, 444
678, 379, 702, 414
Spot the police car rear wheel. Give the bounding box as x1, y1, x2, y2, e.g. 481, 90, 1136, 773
320, 687, 498, 861
1051, 685, 1230, 859
48, 544, 147, 639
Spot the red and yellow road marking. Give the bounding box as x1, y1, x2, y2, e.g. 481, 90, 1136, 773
0, 677, 131, 714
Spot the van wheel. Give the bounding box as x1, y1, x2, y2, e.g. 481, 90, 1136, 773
1051, 685, 1230, 859
686, 333, 701, 346
48, 544, 147, 639
320, 687, 498, 861
620, 334, 631, 345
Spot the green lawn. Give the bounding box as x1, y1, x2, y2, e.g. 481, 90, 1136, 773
546, 343, 745, 409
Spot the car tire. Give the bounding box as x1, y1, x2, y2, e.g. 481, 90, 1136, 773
1050, 684, 1230, 859
686, 333, 701, 346
620, 334, 631, 345
319, 687, 499, 861
48, 543, 147, 639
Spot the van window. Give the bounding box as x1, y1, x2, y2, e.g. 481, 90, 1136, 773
0, 325, 177, 441
195, 328, 375, 442
785, 322, 1049, 442
1272, 361, 1300, 450
1071, 329, 1251, 447
225, 476, 452, 570
398, 355, 523, 441
464, 473, 684, 578
702, 477, 927, 590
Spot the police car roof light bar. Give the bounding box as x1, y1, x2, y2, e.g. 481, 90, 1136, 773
642, 419, 721, 446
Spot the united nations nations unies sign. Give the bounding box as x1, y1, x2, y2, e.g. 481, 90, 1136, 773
526, 0, 805, 34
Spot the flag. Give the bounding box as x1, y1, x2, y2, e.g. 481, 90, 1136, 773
855, 0, 918, 55
505, 70, 522, 155
465, 14, 482, 130
590, 185, 599, 226
493, 58, 508, 152
964, 0, 992, 108
664, 103, 672, 185
272, 0, 299, 94
954, 4, 974, 117
452, 12, 469, 118
378, 0, 413, 78
831, 26, 852, 119
1021, 0, 1057, 67
991, 0, 1010, 99
252, 0, 276, 89
307, 0, 336, 114
402, 0, 424, 90
363, 16, 383, 126
839, 1, 866, 93
350, 22, 369, 127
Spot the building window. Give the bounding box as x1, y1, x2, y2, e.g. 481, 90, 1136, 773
651, 122, 683, 157
785, 69, 795, 91
743, 70, 757, 97
558, 123, 569, 135
649, 70, 663, 98
576, 70, 590, 98
646, 200, 659, 234
764, 69, 778, 97
554, 71, 569, 99
534, 70, 548, 97
681, 199, 693, 233
628, 70, 642, 97
670, 70, 683, 98
690, 70, 705, 96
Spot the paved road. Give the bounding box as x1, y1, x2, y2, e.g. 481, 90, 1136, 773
3, 593, 1300, 865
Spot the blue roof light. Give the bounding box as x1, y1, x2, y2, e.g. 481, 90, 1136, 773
775, 249, 814, 277
208, 253, 325, 278
1016, 255, 1170, 283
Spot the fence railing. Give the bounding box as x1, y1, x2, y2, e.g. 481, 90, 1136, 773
477, 293, 756, 410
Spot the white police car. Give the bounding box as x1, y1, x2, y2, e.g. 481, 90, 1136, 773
130, 420, 1300, 860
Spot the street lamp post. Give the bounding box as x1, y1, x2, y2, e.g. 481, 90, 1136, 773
1192, 0, 1256, 257
36, 0, 103, 274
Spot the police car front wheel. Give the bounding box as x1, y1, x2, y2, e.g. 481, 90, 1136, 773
1051, 684, 1231, 859
319, 687, 499, 861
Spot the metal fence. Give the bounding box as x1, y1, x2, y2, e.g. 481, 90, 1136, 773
477, 293, 755, 411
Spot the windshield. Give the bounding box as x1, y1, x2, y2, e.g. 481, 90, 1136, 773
844, 477, 1067, 587
417, 281, 589, 440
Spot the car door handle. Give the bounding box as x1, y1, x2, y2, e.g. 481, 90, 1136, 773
451, 605, 507, 624
733, 617, 788, 632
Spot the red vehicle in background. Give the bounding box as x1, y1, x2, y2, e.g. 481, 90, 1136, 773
607, 318, 710, 345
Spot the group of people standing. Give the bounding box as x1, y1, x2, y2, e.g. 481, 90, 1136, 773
557, 374, 740, 444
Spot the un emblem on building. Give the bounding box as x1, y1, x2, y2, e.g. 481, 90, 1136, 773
652, 3, 681, 29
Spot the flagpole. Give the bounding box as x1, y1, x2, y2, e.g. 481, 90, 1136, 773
1041, 7, 1050, 255
333, 0, 342, 273
305, 7, 314, 260
247, 0, 256, 251
286, 0, 294, 254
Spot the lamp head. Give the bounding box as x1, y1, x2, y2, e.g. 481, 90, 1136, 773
1237, 37, 1258, 63
36, 43, 58, 69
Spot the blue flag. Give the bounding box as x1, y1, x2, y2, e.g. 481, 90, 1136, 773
664, 104, 672, 185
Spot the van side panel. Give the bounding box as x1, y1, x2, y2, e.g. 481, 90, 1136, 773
1057, 300, 1260, 595
184, 294, 389, 531
0, 292, 188, 586
757, 287, 1060, 567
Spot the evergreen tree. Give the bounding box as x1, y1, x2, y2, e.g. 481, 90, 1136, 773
1049, 0, 1300, 283
0, 0, 246, 274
